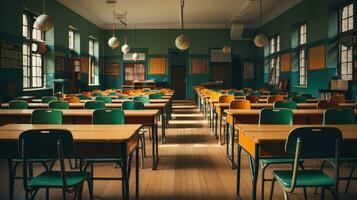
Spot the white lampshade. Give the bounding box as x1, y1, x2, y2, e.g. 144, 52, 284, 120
121, 43, 130, 54
254, 34, 268, 48
108, 36, 120, 49
222, 46, 231, 54
132, 52, 139, 60
34, 14, 53, 31
175, 34, 190, 51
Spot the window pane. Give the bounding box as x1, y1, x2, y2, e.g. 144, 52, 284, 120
69, 30, 74, 50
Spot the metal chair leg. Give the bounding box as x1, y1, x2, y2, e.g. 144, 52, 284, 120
320, 187, 325, 200
269, 178, 275, 200
345, 162, 356, 194
261, 164, 268, 200
315, 160, 327, 194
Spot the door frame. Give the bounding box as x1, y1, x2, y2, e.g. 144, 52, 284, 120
168, 48, 189, 99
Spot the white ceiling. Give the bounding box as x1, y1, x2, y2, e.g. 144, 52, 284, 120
56, 0, 303, 29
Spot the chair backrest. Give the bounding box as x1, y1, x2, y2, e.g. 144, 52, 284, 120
108, 92, 119, 96
133, 96, 150, 104
228, 89, 236, 95
330, 96, 345, 104
259, 108, 293, 125
317, 100, 339, 109
229, 100, 251, 109
149, 93, 163, 99
285, 127, 342, 159
267, 95, 284, 103
41, 96, 58, 103
118, 95, 129, 99
233, 92, 244, 97
49, 100, 70, 109
291, 95, 306, 103
77, 94, 91, 100
92, 108, 125, 124
92, 92, 102, 97
122, 101, 144, 110
64, 97, 81, 103
219, 95, 235, 103
84, 101, 105, 109
31, 109, 63, 124
274, 101, 297, 109
210, 92, 221, 100
301, 93, 313, 99
9, 100, 28, 109
323, 108, 355, 125
245, 95, 260, 103
95, 96, 112, 103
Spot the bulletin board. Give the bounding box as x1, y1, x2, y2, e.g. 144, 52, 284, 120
104, 63, 120, 75
0, 42, 21, 69
309, 45, 325, 70
280, 53, 291, 72
191, 57, 207, 74
149, 57, 166, 75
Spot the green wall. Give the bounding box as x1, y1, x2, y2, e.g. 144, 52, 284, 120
259, 0, 356, 99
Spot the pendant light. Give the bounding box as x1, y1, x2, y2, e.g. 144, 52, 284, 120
254, 0, 268, 48
34, 0, 53, 31
121, 12, 130, 54
108, 6, 120, 49
175, 0, 190, 51
132, 24, 139, 61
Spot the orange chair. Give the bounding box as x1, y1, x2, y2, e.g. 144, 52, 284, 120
219, 95, 235, 103
268, 95, 284, 103
317, 100, 339, 109
246, 95, 260, 103
64, 97, 80, 103
330, 96, 345, 103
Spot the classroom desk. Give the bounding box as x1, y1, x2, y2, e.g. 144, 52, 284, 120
0, 109, 160, 170
0, 124, 142, 200
223, 109, 357, 169
1, 103, 168, 144
234, 124, 357, 200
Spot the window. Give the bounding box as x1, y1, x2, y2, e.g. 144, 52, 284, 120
22, 13, 45, 89
88, 38, 99, 85
298, 23, 307, 86
68, 29, 74, 50
269, 35, 280, 84
341, 3, 354, 32
124, 63, 145, 84
340, 43, 353, 80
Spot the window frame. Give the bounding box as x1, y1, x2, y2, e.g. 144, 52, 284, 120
269, 35, 280, 85
88, 37, 99, 85
298, 22, 308, 86
340, 3, 354, 33
68, 28, 75, 50
22, 12, 45, 89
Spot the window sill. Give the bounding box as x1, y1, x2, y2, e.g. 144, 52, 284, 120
88, 84, 101, 87
23, 87, 51, 92
292, 85, 308, 89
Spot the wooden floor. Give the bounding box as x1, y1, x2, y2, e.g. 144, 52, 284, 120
0, 100, 356, 200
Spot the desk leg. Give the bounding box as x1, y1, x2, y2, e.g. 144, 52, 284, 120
219, 114, 223, 145
230, 120, 236, 169
135, 145, 139, 200
8, 159, 14, 200
214, 111, 218, 139
122, 156, 129, 200
152, 120, 159, 170
161, 112, 166, 144
250, 145, 260, 200
236, 144, 242, 200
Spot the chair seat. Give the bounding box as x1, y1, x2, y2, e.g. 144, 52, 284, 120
260, 158, 298, 167
29, 171, 88, 188
273, 170, 335, 188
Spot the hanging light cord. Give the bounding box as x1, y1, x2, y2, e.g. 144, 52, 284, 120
43, 0, 46, 14
180, 0, 184, 30
112, 6, 115, 37
259, 0, 262, 26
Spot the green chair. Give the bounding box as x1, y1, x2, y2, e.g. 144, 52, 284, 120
259, 108, 297, 200
233, 92, 244, 96
122, 101, 145, 110
133, 96, 150, 104
95, 96, 112, 103
31, 109, 63, 124
259, 108, 293, 125
77, 94, 91, 100
321, 108, 356, 195
19, 129, 93, 200
84, 101, 105, 109
274, 101, 297, 109
301, 93, 313, 99
108, 92, 119, 96
41, 96, 58, 103
291, 95, 307, 103
92, 92, 102, 97
228, 90, 236, 95
48, 100, 70, 109
83, 109, 126, 198
269, 127, 342, 200
9, 100, 28, 109
148, 93, 163, 99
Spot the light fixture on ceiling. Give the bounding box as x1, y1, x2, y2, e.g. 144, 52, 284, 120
253, 0, 268, 48
121, 12, 130, 54
132, 24, 139, 61
222, 45, 231, 54
34, 0, 53, 31
108, 5, 120, 49
175, 0, 190, 51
